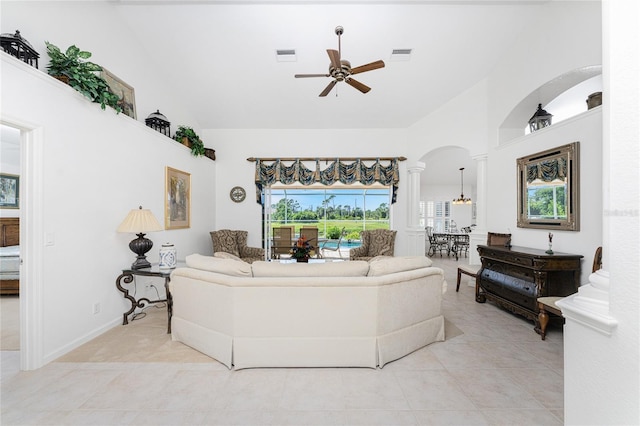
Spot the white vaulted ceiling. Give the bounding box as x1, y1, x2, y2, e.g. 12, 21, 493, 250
112, 0, 549, 130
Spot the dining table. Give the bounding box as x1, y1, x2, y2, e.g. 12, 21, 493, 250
432, 232, 470, 260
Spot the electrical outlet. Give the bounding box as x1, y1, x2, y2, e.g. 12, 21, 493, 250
92, 303, 101, 315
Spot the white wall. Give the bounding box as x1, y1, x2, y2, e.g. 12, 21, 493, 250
1, 55, 216, 365
562, 1, 639, 424
204, 128, 412, 252
1, 1, 216, 365
482, 0, 602, 283
408, 79, 490, 160
487, 1, 602, 136
408, 1, 602, 279
0, 1, 201, 132
488, 110, 602, 283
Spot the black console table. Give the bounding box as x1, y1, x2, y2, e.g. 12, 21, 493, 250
115, 263, 183, 333
476, 245, 582, 328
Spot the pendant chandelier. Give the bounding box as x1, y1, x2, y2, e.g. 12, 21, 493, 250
453, 167, 472, 205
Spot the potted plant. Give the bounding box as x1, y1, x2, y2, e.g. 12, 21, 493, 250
290, 235, 314, 262
45, 41, 121, 113
45, 41, 122, 113
173, 125, 205, 157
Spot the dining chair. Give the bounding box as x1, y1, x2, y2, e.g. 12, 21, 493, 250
451, 234, 470, 260
299, 227, 320, 258
272, 226, 293, 259
426, 226, 448, 257
320, 227, 345, 259
487, 232, 512, 247
456, 263, 481, 292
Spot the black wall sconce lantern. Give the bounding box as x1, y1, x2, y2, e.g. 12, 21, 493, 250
0, 30, 39, 69
145, 110, 171, 136
528, 103, 553, 132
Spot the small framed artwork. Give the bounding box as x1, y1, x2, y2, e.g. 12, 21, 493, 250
165, 167, 191, 229
101, 68, 136, 119
0, 173, 19, 209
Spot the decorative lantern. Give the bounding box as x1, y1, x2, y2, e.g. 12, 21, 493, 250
0, 30, 39, 68
145, 110, 171, 136
586, 92, 602, 109
528, 103, 553, 132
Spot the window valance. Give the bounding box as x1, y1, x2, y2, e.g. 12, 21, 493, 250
526, 157, 567, 183
250, 157, 404, 204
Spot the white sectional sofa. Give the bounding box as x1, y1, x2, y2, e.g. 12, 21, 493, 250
169, 254, 447, 369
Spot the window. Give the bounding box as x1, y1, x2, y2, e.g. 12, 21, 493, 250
424, 200, 451, 232
265, 185, 391, 241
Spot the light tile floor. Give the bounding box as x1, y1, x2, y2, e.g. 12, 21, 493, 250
1, 255, 564, 425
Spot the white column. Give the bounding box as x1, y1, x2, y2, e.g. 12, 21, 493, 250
469, 154, 487, 265
558, 2, 639, 425
406, 161, 425, 256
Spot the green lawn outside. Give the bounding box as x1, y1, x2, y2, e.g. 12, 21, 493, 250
271, 220, 389, 240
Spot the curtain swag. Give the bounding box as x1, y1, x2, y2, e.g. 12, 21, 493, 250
526, 157, 567, 183
253, 158, 401, 204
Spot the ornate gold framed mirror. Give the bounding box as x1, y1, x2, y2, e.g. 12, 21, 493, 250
517, 142, 580, 231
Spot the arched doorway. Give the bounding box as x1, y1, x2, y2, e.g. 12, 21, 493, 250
419, 146, 476, 232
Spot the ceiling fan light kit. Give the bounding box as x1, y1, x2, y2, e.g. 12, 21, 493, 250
295, 26, 385, 97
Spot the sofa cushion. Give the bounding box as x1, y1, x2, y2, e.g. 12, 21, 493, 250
252, 260, 369, 277
367, 256, 433, 277
185, 253, 252, 277
214, 251, 243, 262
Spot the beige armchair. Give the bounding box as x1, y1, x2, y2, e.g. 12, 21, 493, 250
210, 229, 264, 263
349, 229, 397, 261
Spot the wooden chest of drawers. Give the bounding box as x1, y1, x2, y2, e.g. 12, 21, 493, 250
476, 245, 583, 324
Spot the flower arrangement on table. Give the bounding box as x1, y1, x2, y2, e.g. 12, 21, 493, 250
290, 236, 315, 262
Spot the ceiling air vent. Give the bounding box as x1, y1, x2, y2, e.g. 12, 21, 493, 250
390, 48, 412, 61
276, 49, 297, 62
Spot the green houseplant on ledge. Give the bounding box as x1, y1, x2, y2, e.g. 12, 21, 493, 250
45, 41, 122, 113
174, 125, 206, 157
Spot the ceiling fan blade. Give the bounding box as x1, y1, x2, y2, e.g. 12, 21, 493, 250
346, 78, 371, 94
319, 80, 338, 97
351, 60, 385, 75
295, 73, 331, 78
327, 49, 341, 69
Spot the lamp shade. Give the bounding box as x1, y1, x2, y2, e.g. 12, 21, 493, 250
118, 206, 163, 269
117, 206, 163, 233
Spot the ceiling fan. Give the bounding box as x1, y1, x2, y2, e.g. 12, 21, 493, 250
295, 26, 385, 97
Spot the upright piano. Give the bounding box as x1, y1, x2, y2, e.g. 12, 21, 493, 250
476, 245, 583, 325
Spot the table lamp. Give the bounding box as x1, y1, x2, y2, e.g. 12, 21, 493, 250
117, 206, 163, 269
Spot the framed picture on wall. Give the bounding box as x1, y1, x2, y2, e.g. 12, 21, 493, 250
0, 173, 19, 209
101, 68, 136, 119
165, 167, 191, 229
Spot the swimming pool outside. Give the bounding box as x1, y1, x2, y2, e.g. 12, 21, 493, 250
321, 240, 361, 249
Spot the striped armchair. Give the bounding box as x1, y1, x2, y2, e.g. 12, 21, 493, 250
349, 229, 397, 261
210, 229, 264, 263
